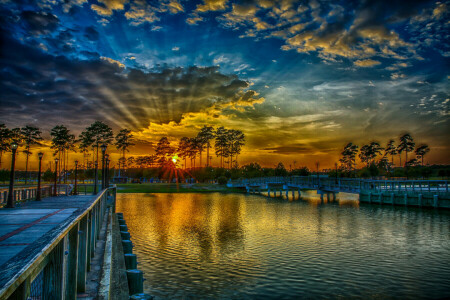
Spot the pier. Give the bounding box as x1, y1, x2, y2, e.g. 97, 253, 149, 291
230, 176, 450, 208
0, 186, 115, 299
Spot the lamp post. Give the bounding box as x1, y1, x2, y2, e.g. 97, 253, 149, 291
101, 144, 107, 190
6, 142, 19, 208
54, 158, 59, 196
74, 160, 78, 195
36, 152, 44, 201
93, 161, 98, 195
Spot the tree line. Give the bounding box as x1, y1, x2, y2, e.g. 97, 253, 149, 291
0, 122, 246, 182
339, 133, 430, 177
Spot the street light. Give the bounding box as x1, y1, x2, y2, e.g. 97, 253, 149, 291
101, 144, 107, 190
6, 142, 19, 208
74, 160, 78, 195
36, 152, 44, 201
54, 158, 59, 196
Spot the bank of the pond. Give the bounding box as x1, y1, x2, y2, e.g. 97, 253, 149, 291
116, 183, 244, 193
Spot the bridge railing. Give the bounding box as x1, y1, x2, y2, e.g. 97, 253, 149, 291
231, 176, 449, 193
0, 186, 116, 299
0, 185, 73, 207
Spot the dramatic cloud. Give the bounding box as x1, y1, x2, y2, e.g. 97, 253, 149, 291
0, 35, 263, 133
0, 0, 448, 167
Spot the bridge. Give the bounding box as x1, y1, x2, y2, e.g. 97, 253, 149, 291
228, 176, 450, 208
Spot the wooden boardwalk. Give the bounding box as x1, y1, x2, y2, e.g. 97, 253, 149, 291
0, 195, 95, 267
0, 190, 111, 299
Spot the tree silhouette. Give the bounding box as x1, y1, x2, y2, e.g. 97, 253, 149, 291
177, 137, 191, 169
21, 125, 43, 184
83, 121, 113, 164
228, 129, 245, 168
50, 125, 75, 183
197, 126, 215, 167
385, 140, 397, 167
78, 130, 94, 174
415, 144, 430, 166
215, 127, 229, 168
339, 143, 358, 174
359, 142, 383, 166
0, 124, 11, 169
398, 133, 415, 167
115, 129, 134, 176
155, 137, 174, 166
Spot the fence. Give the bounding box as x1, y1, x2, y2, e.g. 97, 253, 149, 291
231, 176, 449, 194
0, 187, 116, 299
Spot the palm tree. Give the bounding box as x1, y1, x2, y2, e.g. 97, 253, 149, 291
415, 144, 430, 166
197, 126, 215, 167
0, 124, 11, 169
115, 129, 134, 177
21, 126, 43, 184
398, 133, 415, 167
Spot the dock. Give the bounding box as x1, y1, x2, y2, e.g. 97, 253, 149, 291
0, 187, 113, 299
230, 176, 450, 208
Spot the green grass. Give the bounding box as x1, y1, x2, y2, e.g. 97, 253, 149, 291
115, 183, 245, 194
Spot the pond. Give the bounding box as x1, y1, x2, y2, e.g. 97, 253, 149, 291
116, 191, 450, 299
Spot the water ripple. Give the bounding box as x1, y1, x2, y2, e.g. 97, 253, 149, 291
117, 192, 450, 299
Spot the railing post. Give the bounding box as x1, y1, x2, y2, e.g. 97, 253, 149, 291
87, 211, 92, 272
43, 239, 65, 299
9, 277, 31, 299
65, 224, 79, 299
77, 215, 88, 292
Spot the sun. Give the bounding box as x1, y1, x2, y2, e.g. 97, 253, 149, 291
172, 155, 178, 163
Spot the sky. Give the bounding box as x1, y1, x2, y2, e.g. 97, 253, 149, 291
0, 0, 449, 169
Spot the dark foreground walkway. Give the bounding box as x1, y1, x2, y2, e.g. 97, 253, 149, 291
0, 195, 95, 267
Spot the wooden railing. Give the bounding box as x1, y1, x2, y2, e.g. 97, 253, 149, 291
230, 176, 449, 194
0, 187, 116, 299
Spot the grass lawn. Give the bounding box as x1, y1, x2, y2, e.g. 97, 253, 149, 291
115, 183, 245, 193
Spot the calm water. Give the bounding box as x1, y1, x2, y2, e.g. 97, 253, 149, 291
116, 191, 450, 299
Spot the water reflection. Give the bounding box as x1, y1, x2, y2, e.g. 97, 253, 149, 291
116, 192, 450, 299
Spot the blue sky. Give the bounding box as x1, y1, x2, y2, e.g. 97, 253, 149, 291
0, 0, 449, 167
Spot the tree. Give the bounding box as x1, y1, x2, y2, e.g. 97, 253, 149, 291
115, 129, 134, 176
78, 130, 94, 170
339, 143, 358, 174
359, 142, 383, 166
83, 121, 113, 164
215, 127, 229, 168
197, 126, 215, 167
228, 129, 245, 168
177, 137, 191, 169
21, 125, 43, 184
385, 140, 397, 167
415, 144, 430, 166
50, 125, 75, 183
0, 124, 11, 169
398, 133, 415, 167
274, 162, 288, 176
155, 137, 174, 166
